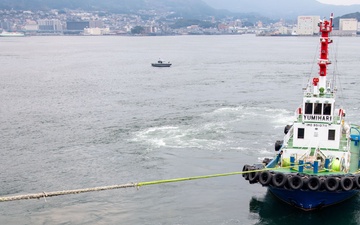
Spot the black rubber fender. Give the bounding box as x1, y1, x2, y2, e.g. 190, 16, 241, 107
272, 173, 287, 187
340, 176, 354, 191
259, 171, 272, 186
248, 171, 260, 184
242, 165, 250, 180
284, 125, 292, 134
275, 140, 283, 151
301, 176, 310, 190
354, 175, 360, 188
307, 176, 321, 191
288, 175, 304, 190
324, 176, 340, 191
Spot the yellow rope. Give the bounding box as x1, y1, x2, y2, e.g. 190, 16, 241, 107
138, 171, 244, 187
0, 167, 277, 203
0, 164, 306, 203
137, 164, 305, 186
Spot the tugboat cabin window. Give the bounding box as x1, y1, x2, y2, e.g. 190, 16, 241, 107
305, 103, 313, 114
298, 128, 305, 139
314, 103, 322, 115
328, 129, 335, 140
323, 103, 332, 115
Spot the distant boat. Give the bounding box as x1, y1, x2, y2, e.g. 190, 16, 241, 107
151, 60, 172, 67
0, 31, 25, 37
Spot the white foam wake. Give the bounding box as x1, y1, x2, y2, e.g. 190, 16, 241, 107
132, 105, 294, 152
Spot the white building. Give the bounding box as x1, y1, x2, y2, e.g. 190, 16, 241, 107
24, 20, 39, 31
278, 26, 289, 35
83, 27, 110, 35
37, 19, 63, 31
339, 18, 358, 31
297, 16, 320, 35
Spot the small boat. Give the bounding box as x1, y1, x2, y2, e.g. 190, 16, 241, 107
0, 31, 25, 37
242, 13, 360, 211
151, 60, 172, 67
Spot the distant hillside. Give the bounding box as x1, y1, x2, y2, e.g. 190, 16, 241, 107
333, 12, 360, 29
203, 0, 360, 19
0, 0, 225, 19
3, 0, 359, 21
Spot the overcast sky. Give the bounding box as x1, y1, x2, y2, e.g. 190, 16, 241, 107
317, 0, 360, 5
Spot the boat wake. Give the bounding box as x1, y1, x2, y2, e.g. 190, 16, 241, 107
132, 106, 294, 152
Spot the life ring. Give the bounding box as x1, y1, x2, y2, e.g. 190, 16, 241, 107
272, 173, 287, 187
324, 176, 339, 191
288, 175, 304, 190
248, 171, 260, 184
340, 176, 354, 191
259, 171, 272, 186
354, 175, 360, 188
307, 176, 321, 191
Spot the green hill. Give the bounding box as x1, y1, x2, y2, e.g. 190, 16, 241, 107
333, 12, 360, 29
0, 0, 223, 19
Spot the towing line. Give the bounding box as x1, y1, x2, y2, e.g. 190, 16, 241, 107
0, 168, 281, 202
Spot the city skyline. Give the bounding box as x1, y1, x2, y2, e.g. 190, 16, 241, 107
317, 0, 360, 5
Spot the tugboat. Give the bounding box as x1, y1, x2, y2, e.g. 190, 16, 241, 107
242, 13, 360, 211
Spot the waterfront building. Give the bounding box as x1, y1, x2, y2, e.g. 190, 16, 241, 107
297, 16, 320, 35
24, 20, 39, 31
83, 27, 110, 35
38, 19, 63, 31
339, 18, 358, 31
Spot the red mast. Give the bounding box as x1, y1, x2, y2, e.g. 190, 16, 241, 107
317, 13, 333, 92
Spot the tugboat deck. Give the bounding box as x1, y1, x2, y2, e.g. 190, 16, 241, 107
282, 122, 360, 171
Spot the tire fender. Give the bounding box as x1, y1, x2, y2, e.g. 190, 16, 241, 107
272, 173, 287, 187
242, 165, 250, 180
354, 175, 360, 188
307, 176, 321, 191
259, 171, 272, 186
340, 176, 354, 191
324, 176, 339, 191
288, 175, 304, 190
248, 171, 260, 184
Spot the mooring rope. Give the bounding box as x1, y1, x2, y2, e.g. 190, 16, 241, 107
0, 183, 137, 202
138, 171, 254, 187
0, 165, 312, 203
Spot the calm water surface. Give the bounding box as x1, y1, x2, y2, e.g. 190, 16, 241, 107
1, 35, 360, 225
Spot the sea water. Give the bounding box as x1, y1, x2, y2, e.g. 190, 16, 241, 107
1, 35, 360, 225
